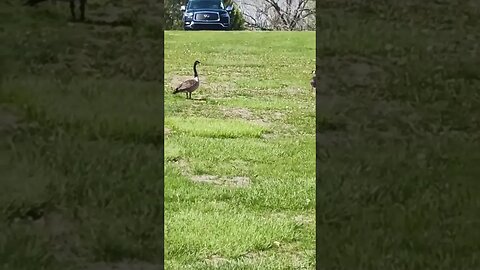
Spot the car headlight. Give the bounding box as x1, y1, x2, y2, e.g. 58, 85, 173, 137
185, 12, 194, 19
220, 12, 229, 17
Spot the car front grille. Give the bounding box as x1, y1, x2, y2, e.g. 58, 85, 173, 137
194, 12, 219, 21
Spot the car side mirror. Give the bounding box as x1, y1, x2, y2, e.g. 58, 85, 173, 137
225, 5, 233, 12
180, 5, 186, 11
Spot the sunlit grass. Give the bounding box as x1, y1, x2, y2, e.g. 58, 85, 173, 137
165, 116, 267, 138
164, 30, 316, 268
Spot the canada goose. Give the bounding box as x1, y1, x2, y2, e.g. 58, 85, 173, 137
310, 70, 317, 90
173, 60, 201, 99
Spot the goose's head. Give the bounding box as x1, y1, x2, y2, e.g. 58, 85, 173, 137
194, 60, 201, 65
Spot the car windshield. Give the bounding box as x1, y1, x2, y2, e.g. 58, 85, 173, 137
188, 0, 224, 9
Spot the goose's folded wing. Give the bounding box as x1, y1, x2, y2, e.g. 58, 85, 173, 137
176, 79, 197, 91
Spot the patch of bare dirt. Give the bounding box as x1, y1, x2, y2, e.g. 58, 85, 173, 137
240, 242, 313, 267
172, 160, 250, 187
207, 82, 238, 98
191, 175, 251, 188
33, 212, 73, 237
317, 55, 390, 94
221, 107, 255, 120
0, 106, 20, 133
172, 159, 192, 175
251, 119, 271, 128
284, 87, 306, 95
272, 112, 285, 120
222, 107, 271, 124
268, 213, 314, 226
222, 107, 273, 130
29, 212, 80, 261
259, 111, 284, 123
204, 255, 230, 267
0, 105, 39, 134
294, 215, 315, 226
260, 133, 278, 140
164, 127, 171, 136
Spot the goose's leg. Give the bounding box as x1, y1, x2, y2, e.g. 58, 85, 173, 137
69, 0, 76, 21
79, 0, 86, 21
189, 92, 192, 99
185, 92, 188, 99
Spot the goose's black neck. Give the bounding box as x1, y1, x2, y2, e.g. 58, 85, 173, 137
193, 62, 198, 78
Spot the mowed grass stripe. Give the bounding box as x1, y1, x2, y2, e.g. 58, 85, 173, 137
165, 117, 267, 138
165, 30, 315, 268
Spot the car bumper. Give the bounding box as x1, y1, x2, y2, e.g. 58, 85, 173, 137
184, 21, 230, 30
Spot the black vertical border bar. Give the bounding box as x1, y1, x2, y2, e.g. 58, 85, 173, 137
315, 0, 320, 268
159, 0, 165, 268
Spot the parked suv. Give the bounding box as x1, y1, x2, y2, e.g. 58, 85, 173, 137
181, 0, 233, 30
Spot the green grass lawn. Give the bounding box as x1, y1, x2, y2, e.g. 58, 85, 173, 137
317, 1, 480, 269
164, 31, 316, 268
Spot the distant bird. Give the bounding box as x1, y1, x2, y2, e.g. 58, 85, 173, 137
310, 70, 317, 91
173, 60, 201, 99
24, 0, 87, 22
